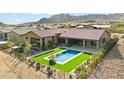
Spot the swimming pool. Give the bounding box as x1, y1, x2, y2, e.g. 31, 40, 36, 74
55, 49, 80, 64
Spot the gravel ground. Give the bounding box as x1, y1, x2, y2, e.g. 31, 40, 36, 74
88, 39, 124, 79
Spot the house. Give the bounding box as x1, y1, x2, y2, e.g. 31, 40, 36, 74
0, 29, 10, 41
0, 27, 39, 42
23, 28, 110, 50
59, 29, 110, 49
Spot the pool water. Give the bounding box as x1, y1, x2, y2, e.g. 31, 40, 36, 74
56, 49, 80, 63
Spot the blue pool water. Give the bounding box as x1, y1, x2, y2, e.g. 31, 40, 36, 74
56, 49, 80, 63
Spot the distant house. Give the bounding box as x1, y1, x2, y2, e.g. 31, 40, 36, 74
91, 25, 111, 29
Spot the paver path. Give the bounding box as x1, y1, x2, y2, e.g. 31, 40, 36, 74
88, 39, 124, 79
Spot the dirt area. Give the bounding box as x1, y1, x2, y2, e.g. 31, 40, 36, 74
0, 55, 18, 79
88, 35, 124, 79
0, 51, 67, 79
0, 51, 49, 79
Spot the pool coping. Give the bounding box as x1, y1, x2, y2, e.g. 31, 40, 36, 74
29, 48, 61, 58
43, 49, 82, 65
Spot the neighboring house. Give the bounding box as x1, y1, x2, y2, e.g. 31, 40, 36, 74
0, 30, 10, 41
91, 25, 111, 29
7, 31, 25, 42
0, 27, 39, 42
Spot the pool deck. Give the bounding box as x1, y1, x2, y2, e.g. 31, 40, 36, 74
58, 45, 101, 54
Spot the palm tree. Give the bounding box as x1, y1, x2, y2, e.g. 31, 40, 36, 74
19, 41, 32, 56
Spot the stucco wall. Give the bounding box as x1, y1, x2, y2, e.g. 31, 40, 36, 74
99, 31, 110, 48
22, 32, 41, 43
23, 32, 56, 49
85, 40, 97, 48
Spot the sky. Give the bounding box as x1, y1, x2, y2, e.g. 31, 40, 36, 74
0, 0, 124, 24
0, 13, 51, 24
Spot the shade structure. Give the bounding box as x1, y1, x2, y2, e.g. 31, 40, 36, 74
0, 41, 8, 44
12, 46, 22, 49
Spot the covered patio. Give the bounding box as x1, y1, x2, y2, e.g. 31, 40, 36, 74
58, 38, 99, 50
58, 42, 100, 54
59, 29, 108, 51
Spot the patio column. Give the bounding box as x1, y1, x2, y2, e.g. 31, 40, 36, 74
40, 38, 42, 49
7, 35, 9, 41
2, 33, 5, 39
96, 41, 99, 49
65, 38, 68, 45
83, 40, 85, 48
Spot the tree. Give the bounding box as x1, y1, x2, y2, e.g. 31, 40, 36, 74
19, 42, 32, 55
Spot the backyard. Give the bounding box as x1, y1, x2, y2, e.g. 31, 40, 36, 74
31, 48, 91, 73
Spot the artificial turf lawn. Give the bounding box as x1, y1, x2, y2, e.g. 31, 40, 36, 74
31, 48, 91, 73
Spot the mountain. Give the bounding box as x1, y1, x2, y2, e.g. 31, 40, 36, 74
28, 13, 124, 24
0, 22, 5, 25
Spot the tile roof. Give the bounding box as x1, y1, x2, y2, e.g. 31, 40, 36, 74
28, 28, 67, 38
31, 30, 56, 38
60, 29, 106, 40
0, 27, 40, 35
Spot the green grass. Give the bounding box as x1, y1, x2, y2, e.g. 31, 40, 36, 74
31, 48, 91, 73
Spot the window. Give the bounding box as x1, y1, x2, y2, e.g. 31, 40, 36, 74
91, 41, 96, 46
4, 33, 7, 39
0, 33, 3, 40
30, 37, 40, 47
52, 36, 54, 42
42, 38, 45, 47
25, 37, 28, 39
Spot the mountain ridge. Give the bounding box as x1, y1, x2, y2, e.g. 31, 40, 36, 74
34, 13, 124, 24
